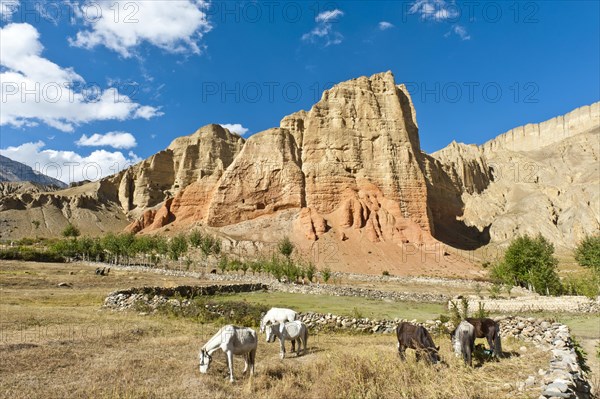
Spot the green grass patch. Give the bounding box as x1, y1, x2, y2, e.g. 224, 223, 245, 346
211, 291, 445, 321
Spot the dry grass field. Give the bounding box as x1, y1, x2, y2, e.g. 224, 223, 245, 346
0, 260, 589, 399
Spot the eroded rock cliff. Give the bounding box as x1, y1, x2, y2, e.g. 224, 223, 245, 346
1, 72, 597, 263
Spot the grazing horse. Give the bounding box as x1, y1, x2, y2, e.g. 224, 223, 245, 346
451, 321, 476, 366
396, 322, 440, 364
466, 318, 502, 358
260, 308, 298, 332
198, 325, 257, 383
266, 321, 308, 359
260, 307, 298, 351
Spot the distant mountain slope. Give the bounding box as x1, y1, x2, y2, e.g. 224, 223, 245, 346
0, 155, 67, 188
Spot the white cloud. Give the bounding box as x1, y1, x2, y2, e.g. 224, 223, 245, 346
315, 9, 344, 23
0, 23, 162, 132
447, 24, 471, 40
76, 131, 137, 149
409, 0, 459, 21
378, 21, 395, 30
69, 0, 212, 58
0, 0, 19, 21
219, 123, 249, 136
0, 141, 142, 184
408, 0, 471, 39
302, 8, 344, 46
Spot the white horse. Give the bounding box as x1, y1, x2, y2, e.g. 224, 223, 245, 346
260, 307, 298, 332
266, 321, 308, 359
451, 320, 475, 366
260, 307, 298, 351
198, 325, 257, 382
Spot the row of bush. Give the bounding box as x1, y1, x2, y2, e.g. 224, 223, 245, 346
8, 225, 333, 284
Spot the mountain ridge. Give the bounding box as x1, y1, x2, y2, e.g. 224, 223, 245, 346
0, 72, 597, 271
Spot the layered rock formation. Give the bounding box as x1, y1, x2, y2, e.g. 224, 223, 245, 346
129, 72, 436, 249
430, 102, 599, 249
1, 72, 598, 268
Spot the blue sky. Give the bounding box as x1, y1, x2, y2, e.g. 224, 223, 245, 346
1, 0, 599, 183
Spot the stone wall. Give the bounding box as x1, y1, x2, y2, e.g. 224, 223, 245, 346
103, 283, 267, 310
498, 316, 592, 399
454, 296, 600, 314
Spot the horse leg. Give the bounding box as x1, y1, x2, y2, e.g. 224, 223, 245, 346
226, 351, 235, 383
486, 333, 495, 356
279, 337, 286, 359
303, 330, 308, 356
398, 344, 406, 360
466, 348, 471, 367
291, 338, 296, 353
249, 348, 256, 376
242, 353, 249, 374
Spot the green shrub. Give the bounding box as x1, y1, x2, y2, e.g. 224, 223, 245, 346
475, 302, 488, 319
218, 255, 229, 274
188, 230, 203, 248
493, 234, 562, 295
321, 267, 332, 283
278, 236, 294, 259
563, 273, 600, 298
575, 235, 600, 275
200, 235, 220, 257
305, 262, 316, 283
0, 248, 64, 263
382, 270, 390, 276
62, 223, 80, 238
169, 234, 188, 261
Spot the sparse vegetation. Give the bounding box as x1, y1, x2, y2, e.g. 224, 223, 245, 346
382, 270, 390, 276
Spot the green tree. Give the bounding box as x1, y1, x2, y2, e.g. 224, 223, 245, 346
117, 233, 136, 264
321, 266, 332, 283
493, 234, 562, 295
169, 234, 188, 261
77, 236, 94, 261
575, 235, 600, 275
102, 233, 120, 264
62, 223, 80, 238
278, 236, 294, 260
189, 230, 203, 248
200, 235, 220, 258
218, 255, 229, 274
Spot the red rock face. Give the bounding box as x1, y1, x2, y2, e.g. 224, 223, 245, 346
125, 72, 436, 247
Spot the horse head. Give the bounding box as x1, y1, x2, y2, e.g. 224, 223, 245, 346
428, 347, 441, 364
259, 313, 267, 333
198, 349, 212, 374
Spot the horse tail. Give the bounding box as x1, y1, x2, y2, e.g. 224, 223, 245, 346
494, 324, 502, 358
